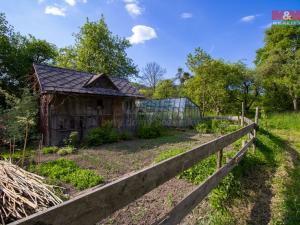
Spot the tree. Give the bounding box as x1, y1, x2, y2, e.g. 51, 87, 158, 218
184, 48, 230, 115
4, 89, 37, 166
256, 25, 300, 111
56, 16, 138, 78
153, 79, 177, 99
176, 67, 191, 84
226, 62, 260, 112
140, 62, 166, 91
0, 13, 57, 107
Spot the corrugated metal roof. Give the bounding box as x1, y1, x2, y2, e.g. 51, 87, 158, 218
33, 63, 144, 98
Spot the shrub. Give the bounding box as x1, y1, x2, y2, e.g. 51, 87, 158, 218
42, 146, 59, 154
68, 131, 79, 147
119, 131, 133, 141
85, 121, 119, 146
32, 158, 104, 190
195, 123, 210, 134
154, 148, 185, 163
196, 119, 238, 135
137, 119, 163, 139
57, 146, 75, 155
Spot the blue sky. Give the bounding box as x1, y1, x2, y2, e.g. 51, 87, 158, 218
0, 0, 299, 78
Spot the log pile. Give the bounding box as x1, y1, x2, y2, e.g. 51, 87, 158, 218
0, 161, 62, 224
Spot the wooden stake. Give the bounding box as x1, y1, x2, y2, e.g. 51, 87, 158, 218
241, 102, 245, 127
253, 107, 259, 152
217, 149, 223, 169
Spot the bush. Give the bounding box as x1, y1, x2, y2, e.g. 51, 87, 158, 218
119, 131, 133, 141
195, 119, 239, 135
195, 122, 210, 134
68, 131, 79, 147
137, 119, 163, 139
57, 146, 75, 155
31, 158, 104, 190
42, 146, 59, 154
85, 121, 119, 146
154, 148, 185, 163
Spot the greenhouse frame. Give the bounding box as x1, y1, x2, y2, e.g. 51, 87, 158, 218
136, 97, 202, 128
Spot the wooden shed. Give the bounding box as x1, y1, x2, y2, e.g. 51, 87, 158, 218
32, 64, 144, 146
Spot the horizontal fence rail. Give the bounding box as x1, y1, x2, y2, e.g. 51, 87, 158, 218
11, 114, 258, 225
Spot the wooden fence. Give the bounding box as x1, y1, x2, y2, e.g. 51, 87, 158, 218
10, 108, 259, 225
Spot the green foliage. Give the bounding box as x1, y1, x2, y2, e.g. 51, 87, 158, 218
119, 131, 133, 141
152, 79, 178, 99
32, 158, 103, 190
137, 119, 163, 139
68, 131, 79, 147
4, 89, 38, 142
154, 148, 185, 163
85, 122, 119, 146
42, 146, 59, 154
195, 119, 239, 134
180, 155, 217, 184
57, 146, 75, 156
256, 25, 300, 111
56, 15, 137, 78
0, 13, 57, 104
184, 48, 259, 115
195, 121, 210, 133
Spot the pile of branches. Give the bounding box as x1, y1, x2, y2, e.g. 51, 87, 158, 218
0, 160, 62, 224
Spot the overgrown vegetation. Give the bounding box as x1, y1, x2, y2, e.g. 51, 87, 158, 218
31, 158, 104, 190
85, 122, 119, 146
195, 119, 240, 134
137, 119, 164, 139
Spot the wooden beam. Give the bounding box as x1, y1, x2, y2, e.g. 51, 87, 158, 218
241, 102, 245, 127
216, 149, 223, 169
253, 107, 259, 152
156, 138, 254, 225
11, 123, 255, 225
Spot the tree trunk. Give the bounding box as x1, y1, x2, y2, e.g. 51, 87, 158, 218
22, 123, 29, 167
293, 97, 298, 111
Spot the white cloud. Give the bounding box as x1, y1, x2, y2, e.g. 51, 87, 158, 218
64, 0, 87, 6
128, 25, 157, 44
65, 0, 76, 6
124, 0, 142, 17
125, 3, 142, 17
45, 6, 66, 16
181, 12, 193, 19
240, 14, 261, 23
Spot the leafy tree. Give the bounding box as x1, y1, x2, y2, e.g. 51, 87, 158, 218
176, 67, 191, 84
226, 62, 260, 112
153, 79, 177, 99
56, 16, 138, 78
184, 49, 230, 115
4, 89, 37, 166
256, 25, 300, 111
0, 13, 57, 107
140, 62, 166, 91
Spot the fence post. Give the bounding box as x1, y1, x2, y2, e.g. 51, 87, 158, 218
253, 107, 259, 152
241, 102, 245, 127
217, 149, 223, 169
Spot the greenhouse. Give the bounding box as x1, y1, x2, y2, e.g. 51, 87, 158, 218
136, 97, 202, 127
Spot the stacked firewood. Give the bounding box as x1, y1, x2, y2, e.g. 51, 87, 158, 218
0, 161, 62, 224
